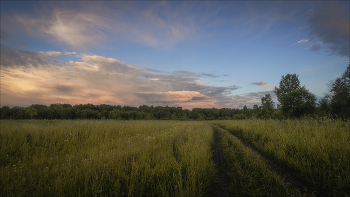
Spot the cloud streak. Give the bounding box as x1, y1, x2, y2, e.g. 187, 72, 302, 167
44, 9, 109, 49
1, 2, 200, 49
251, 82, 268, 86
296, 39, 308, 44
38, 51, 62, 57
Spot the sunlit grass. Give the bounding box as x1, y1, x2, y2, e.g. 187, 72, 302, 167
212, 119, 350, 197
0, 120, 215, 197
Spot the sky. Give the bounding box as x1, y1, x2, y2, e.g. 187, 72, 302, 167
1, 1, 349, 109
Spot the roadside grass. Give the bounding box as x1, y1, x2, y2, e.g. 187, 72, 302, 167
212, 119, 350, 197
0, 120, 215, 197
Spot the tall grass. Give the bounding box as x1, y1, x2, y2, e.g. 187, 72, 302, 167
212, 119, 350, 197
214, 126, 302, 196
0, 120, 215, 197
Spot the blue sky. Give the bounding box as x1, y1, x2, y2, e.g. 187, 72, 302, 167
1, 1, 349, 109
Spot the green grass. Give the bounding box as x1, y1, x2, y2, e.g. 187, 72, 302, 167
212, 119, 350, 197
213, 126, 302, 196
0, 120, 215, 197
2, 119, 348, 196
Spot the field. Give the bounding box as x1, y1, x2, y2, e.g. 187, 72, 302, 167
1, 119, 349, 197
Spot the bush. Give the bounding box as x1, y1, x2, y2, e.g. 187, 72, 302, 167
233, 114, 246, 120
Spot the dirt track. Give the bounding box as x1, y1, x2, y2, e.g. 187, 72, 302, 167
211, 129, 230, 197
212, 126, 326, 197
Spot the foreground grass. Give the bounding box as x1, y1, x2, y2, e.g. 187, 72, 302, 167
212, 119, 350, 197
214, 126, 302, 197
0, 120, 215, 197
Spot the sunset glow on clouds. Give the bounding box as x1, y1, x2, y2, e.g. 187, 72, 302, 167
1, 1, 349, 109
1, 47, 244, 108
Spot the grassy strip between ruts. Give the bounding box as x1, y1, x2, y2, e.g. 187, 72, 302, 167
213, 126, 303, 197
212, 119, 350, 197
0, 120, 215, 197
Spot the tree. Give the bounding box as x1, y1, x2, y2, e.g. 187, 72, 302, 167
274, 74, 316, 118
25, 107, 37, 119
0, 106, 11, 119
260, 94, 274, 119
252, 104, 261, 118
242, 105, 252, 118
317, 98, 330, 117
109, 109, 122, 120
328, 64, 350, 119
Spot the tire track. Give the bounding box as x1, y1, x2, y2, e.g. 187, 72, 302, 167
213, 125, 325, 197
211, 128, 230, 197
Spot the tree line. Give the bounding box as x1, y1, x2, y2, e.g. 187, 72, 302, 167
1, 65, 349, 121
0, 103, 244, 120
256, 64, 349, 120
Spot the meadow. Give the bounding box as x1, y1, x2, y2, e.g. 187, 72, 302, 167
1, 119, 349, 197
0, 120, 215, 197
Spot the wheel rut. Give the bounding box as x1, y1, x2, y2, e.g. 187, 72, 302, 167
213, 125, 327, 197
211, 128, 230, 197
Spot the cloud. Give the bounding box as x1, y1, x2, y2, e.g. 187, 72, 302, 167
2, 1, 317, 50
245, 91, 276, 100
174, 70, 228, 78
251, 82, 268, 86
5, 1, 299, 50
310, 44, 322, 51
44, 10, 108, 49
0, 31, 29, 47
38, 51, 62, 57
64, 52, 77, 55
1, 4, 110, 49
1, 45, 246, 109
105, 1, 198, 47
296, 39, 308, 44
134, 91, 209, 103
1, 44, 52, 68
2, 2, 198, 49
231, 90, 276, 108
306, 2, 349, 57
1, 45, 278, 109
233, 1, 300, 37
1, 31, 10, 40
54, 85, 75, 93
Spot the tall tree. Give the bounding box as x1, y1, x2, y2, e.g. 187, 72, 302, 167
274, 74, 316, 118
328, 64, 350, 119
242, 105, 251, 118
260, 94, 274, 119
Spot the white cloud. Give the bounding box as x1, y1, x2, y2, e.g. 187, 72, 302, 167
64, 52, 77, 55
81, 54, 119, 65
38, 51, 62, 57
296, 39, 309, 44
44, 10, 108, 49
